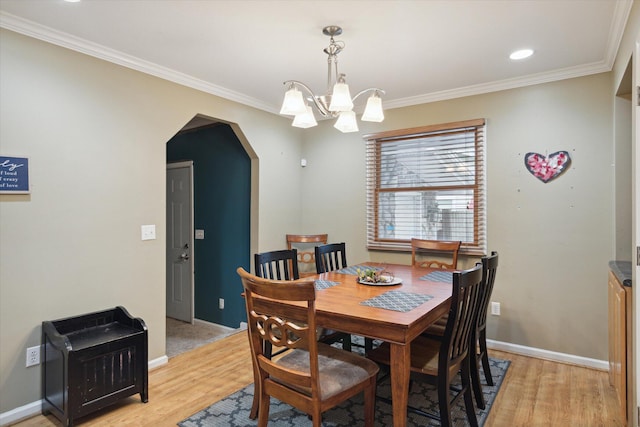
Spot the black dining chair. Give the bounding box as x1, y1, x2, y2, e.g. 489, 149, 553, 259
422, 251, 499, 410
314, 242, 348, 274
311, 242, 354, 352
367, 264, 483, 427
254, 249, 299, 281
470, 251, 499, 408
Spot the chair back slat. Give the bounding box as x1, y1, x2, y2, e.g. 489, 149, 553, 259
255, 249, 299, 280
314, 242, 347, 274
411, 238, 461, 269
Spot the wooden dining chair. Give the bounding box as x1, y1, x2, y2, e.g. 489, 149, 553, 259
254, 249, 300, 363
254, 248, 351, 379
422, 251, 499, 410
314, 242, 348, 274
367, 264, 483, 427
411, 238, 461, 269
237, 267, 379, 427
286, 234, 328, 277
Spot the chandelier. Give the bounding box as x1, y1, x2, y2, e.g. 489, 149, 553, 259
279, 25, 385, 133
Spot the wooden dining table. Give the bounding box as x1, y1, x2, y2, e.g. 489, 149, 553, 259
252, 262, 454, 427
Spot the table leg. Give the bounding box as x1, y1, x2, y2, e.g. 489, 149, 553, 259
390, 342, 410, 427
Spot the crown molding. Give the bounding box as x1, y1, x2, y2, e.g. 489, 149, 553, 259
0, 11, 277, 114
383, 60, 612, 110
1, 1, 632, 115
604, 0, 634, 67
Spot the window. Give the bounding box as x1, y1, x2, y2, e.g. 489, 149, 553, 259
364, 119, 486, 255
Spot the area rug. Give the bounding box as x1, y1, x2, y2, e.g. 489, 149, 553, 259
179, 356, 509, 426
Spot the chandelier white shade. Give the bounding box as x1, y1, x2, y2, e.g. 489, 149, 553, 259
361, 93, 384, 122
291, 105, 318, 128
280, 26, 385, 133
334, 110, 358, 133
279, 86, 307, 116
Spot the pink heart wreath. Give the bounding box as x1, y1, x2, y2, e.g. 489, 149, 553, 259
524, 151, 571, 183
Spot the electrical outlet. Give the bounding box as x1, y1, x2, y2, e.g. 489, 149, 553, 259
26, 345, 40, 367
219, 298, 224, 310
490, 302, 501, 316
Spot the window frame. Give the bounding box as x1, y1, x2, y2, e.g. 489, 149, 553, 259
363, 118, 487, 256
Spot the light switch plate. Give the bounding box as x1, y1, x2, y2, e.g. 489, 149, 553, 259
195, 229, 205, 240
490, 302, 500, 316
141, 224, 156, 240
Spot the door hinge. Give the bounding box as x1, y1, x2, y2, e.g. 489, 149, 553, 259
637, 246, 640, 267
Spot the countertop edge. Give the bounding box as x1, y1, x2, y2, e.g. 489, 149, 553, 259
609, 260, 633, 287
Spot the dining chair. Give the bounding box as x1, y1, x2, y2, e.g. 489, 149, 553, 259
411, 238, 461, 269
310, 242, 354, 351
254, 249, 299, 281
254, 249, 351, 360
367, 264, 483, 427
422, 251, 499, 410
286, 234, 328, 277
470, 251, 499, 408
314, 242, 348, 274
237, 267, 379, 427
253, 249, 330, 419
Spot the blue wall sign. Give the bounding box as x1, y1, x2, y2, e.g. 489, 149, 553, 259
0, 156, 29, 194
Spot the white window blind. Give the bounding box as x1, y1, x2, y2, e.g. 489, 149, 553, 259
364, 119, 486, 255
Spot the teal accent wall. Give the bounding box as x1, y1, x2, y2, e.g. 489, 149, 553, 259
167, 124, 250, 327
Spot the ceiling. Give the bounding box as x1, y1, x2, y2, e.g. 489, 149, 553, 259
0, 1, 633, 117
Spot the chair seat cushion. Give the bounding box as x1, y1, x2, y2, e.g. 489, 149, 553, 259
422, 315, 447, 337
275, 342, 379, 400
367, 336, 441, 376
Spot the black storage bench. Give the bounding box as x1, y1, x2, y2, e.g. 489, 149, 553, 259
42, 306, 148, 427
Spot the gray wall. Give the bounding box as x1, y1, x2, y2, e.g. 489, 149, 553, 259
301, 73, 614, 360
0, 29, 303, 413
2, 3, 639, 416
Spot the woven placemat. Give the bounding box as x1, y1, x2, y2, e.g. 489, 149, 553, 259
335, 265, 383, 275
314, 280, 339, 290
420, 271, 453, 283
360, 290, 433, 312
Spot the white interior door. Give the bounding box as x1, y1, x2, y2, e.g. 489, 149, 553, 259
166, 161, 194, 323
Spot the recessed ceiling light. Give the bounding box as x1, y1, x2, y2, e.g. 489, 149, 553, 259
510, 49, 534, 60
64, 0, 81, 3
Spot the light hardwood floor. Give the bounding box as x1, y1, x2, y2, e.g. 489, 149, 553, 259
12, 331, 624, 426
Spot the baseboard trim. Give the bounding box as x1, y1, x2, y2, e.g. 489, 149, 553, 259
193, 318, 235, 332
0, 399, 41, 426
149, 355, 169, 370
0, 357, 170, 426
486, 339, 608, 371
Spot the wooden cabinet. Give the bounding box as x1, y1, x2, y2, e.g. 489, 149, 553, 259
42, 306, 148, 427
608, 270, 632, 423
